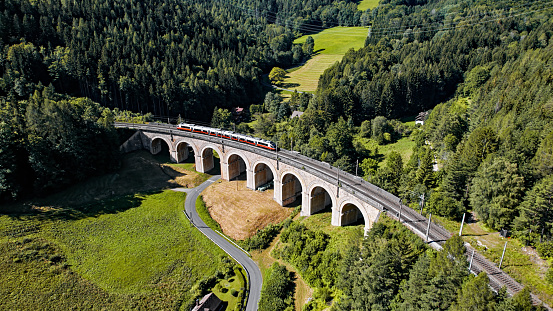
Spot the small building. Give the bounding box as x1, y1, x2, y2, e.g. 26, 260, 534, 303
415, 111, 429, 125
290, 110, 304, 119
232, 107, 244, 122
192, 293, 223, 311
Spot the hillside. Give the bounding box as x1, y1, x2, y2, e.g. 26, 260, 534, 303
283, 27, 368, 92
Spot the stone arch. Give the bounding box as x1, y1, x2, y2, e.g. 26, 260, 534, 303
252, 160, 277, 190
339, 200, 369, 227
200, 144, 223, 173
226, 151, 249, 180
280, 171, 306, 206
175, 139, 198, 163
150, 136, 171, 156
308, 183, 336, 215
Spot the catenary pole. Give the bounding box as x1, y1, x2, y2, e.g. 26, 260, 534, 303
426, 213, 432, 242
469, 249, 475, 271
499, 242, 508, 269
459, 213, 466, 236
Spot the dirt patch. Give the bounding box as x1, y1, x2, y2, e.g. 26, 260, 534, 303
202, 180, 292, 240
522, 246, 550, 277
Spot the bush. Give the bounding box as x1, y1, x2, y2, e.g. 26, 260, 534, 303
546, 267, 553, 285
427, 190, 465, 219
258, 263, 294, 311
250, 104, 264, 115
241, 223, 282, 251
536, 241, 553, 259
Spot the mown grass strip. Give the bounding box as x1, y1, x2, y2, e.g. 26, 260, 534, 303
284, 27, 368, 92
196, 195, 223, 232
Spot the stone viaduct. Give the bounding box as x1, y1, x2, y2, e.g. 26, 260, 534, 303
121, 129, 381, 233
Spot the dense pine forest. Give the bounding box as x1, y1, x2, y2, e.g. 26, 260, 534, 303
0, 0, 351, 201
261, 0, 553, 249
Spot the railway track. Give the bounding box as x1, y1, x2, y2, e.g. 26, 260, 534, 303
115, 122, 549, 308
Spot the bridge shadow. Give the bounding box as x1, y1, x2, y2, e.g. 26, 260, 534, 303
229, 170, 247, 181
283, 196, 302, 208
205, 157, 222, 175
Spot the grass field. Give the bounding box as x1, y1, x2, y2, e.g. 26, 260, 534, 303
354, 135, 417, 167
357, 0, 380, 11
4, 150, 211, 212
282, 27, 368, 92
0, 190, 229, 310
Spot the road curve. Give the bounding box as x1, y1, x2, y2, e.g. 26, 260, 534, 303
116, 122, 549, 309
182, 175, 262, 311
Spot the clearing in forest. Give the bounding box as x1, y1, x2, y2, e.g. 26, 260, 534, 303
357, 0, 380, 11
201, 180, 292, 240
282, 27, 368, 92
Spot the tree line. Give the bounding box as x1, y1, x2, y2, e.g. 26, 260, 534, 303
239, 0, 553, 261
0, 0, 328, 122
0, 87, 120, 202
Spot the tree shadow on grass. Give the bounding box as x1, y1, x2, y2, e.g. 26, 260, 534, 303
281, 82, 301, 89
5, 191, 151, 222
313, 49, 325, 55
0, 150, 196, 221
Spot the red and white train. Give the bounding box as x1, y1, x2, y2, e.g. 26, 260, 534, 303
176, 123, 277, 151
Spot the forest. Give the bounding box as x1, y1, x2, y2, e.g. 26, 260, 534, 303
241, 0, 553, 259
259, 216, 541, 311
0, 0, 353, 202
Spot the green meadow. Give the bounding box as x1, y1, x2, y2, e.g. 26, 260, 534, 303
282, 27, 368, 92
357, 0, 380, 11
0, 190, 231, 310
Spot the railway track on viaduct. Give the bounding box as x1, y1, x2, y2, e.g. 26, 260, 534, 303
116, 122, 548, 309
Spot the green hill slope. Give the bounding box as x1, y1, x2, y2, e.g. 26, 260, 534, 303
282, 27, 368, 92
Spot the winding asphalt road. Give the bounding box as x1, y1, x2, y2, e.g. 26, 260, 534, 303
181, 175, 262, 311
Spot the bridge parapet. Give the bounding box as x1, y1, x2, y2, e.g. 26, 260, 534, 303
114, 122, 542, 304
118, 125, 381, 233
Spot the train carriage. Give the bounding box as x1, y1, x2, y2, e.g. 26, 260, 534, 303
177, 123, 277, 151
